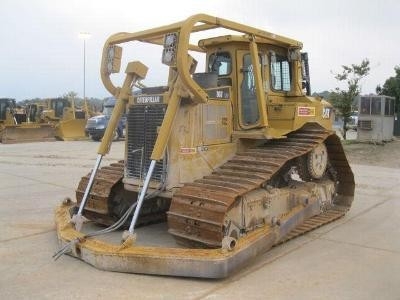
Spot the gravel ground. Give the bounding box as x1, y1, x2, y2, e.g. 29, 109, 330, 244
1, 137, 400, 300
343, 136, 400, 169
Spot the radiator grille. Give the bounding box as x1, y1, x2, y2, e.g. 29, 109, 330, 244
126, 104, 167, 182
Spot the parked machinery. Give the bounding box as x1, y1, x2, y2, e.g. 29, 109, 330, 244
42, 98, 90, 140
55, 14, 354, 278
0, 98, 54, 143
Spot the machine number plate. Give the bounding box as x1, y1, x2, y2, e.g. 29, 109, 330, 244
207, 87, 230, 100
322, 107, 331, 119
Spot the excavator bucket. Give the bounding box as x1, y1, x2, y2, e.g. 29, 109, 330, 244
1, 124, 55, 144
55, 119, 88, 141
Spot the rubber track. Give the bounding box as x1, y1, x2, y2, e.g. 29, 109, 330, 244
167, 127, 354, 247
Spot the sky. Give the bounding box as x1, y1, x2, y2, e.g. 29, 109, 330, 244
1, 0, 399, 101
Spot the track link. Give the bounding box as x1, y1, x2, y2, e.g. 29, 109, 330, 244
76, 160, 170, 226
76, 161, 124, 211
274, 207, 347, 245
167, 127, 354, 247
75, 161, 124, 224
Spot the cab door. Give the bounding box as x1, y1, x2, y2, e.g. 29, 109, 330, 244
236, 50, 261, 129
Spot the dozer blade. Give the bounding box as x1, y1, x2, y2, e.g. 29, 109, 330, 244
55, 119, 88, 141
1, 124, 55, 144
55, 199, 348, 278
55, 200, 277, 278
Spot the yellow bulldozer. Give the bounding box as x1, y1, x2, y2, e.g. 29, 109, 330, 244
41, 98, 90, 140
54, 14, 354, 278
0, 98, 55, 143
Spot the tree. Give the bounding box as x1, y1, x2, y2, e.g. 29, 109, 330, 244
376, 66, 400, 113
330, 59, 370, 138
61, 91, 86, 107
62, 91, 78, 100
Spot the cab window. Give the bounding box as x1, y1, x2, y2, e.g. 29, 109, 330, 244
208, 52, 232, 76
240, 53, 260, 126
270, 53, 291, 91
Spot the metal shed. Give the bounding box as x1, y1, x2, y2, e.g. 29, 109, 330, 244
357, 95, 395, 142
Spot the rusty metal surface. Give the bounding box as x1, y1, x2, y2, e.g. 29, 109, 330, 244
75, 160, 170, 226
55, 195, 348, 278
1, 124, 55, 144
168, 127, 354, 247
76, 161, 124, 219
61, 127, 355, 278
55, 201, 276, 278
274, 207, 347, 245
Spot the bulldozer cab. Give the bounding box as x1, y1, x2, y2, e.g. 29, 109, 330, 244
0, 99, 28, 125
195, 38, 323, 135
25, 103, 45, 123
50, 98, 70, 118
0, 98, 16, 123
44, 98, 71, 120
200, 45, 264, 130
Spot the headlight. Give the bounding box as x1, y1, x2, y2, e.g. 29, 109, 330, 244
105, 45, 122, 74
164, 34, 177, 47
162, 32, 178, 66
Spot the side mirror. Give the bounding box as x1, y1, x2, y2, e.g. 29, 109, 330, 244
162, 32, 179, 66
301, 52, 311, 96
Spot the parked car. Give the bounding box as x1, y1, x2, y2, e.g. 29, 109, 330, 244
85, 98, 125, 141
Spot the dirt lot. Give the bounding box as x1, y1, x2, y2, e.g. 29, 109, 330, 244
343, 137, 400, 169
1, 138, 400, 300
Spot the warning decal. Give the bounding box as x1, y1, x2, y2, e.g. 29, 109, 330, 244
180, 147, 197, 154
297, 106, 316, 117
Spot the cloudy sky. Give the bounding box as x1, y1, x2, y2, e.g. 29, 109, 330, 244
1, 0, 399, 101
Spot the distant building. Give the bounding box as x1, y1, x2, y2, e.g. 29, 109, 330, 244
357, 95, 395, 142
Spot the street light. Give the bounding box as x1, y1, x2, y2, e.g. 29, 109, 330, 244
78, 32, 91, 101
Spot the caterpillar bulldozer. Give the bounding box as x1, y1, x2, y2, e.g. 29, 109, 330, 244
54, 14, 354, 278
42, 98, 90, 140
0, 98, 55, 143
